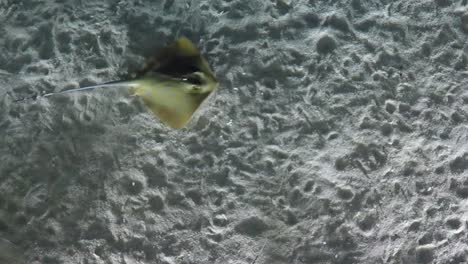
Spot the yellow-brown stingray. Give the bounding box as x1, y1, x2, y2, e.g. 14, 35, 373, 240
44, 37, 219, 129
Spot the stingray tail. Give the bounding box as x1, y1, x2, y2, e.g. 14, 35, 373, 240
0, 237, 24, 264
10, 80, 140, 102
43, 80, 138, 98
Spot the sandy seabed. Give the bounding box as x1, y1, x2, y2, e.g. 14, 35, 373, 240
1, 0, 468, 263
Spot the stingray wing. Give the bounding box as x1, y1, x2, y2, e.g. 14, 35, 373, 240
132, 78, 209, 129
137, 37, 217, 83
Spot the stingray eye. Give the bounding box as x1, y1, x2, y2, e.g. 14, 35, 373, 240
189, 85, 202, 93
182, 74, 204, 85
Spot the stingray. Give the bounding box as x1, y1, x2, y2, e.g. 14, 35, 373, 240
42, 37, 219, 129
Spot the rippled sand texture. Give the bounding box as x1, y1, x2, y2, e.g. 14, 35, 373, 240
1, 0, 468, 263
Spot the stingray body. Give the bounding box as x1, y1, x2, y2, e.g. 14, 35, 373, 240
45, 37, 219, 129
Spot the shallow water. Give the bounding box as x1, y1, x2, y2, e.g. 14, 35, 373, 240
1, 0, 468, 263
